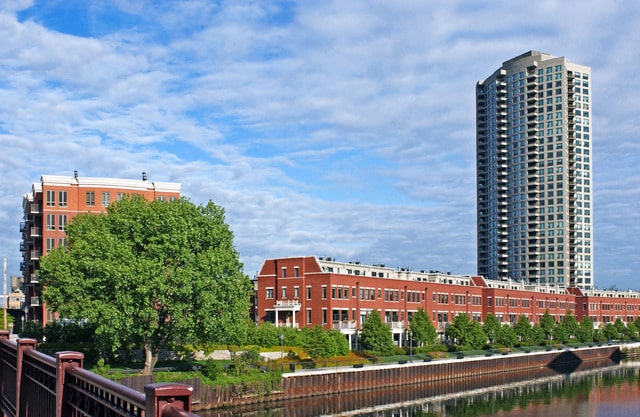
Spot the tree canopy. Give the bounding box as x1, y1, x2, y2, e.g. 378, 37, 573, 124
446, 313, 486, 350
409, 308, 438, 347
360, 310, 395, 355
39, 196, 253, 374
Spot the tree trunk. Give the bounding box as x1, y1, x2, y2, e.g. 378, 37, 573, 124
142, 340, 159, 375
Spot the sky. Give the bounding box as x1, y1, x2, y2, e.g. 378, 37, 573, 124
0, 0, 639, 291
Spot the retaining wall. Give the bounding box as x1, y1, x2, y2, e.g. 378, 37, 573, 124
120, 345, 620, 411
279, 345, 619, 400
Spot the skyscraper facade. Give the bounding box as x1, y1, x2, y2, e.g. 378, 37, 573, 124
476, 51, 593, 289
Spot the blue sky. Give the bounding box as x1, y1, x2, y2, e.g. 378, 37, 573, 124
0, 0, 639, 290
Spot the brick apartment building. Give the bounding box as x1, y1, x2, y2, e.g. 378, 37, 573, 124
255, 256, 640, 347
20, 172, 181, 324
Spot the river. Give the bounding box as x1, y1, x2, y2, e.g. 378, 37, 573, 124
201, 358, 640, 417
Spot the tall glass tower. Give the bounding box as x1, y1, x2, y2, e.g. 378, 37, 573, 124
476, 51, 593, 289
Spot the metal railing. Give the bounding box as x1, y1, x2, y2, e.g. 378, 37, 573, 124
0, 331, 202, 417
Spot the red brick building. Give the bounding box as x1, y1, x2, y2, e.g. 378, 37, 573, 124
20, 173, 181, 324
255, 256, 640, 346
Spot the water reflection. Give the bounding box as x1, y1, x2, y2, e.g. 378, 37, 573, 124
202, 358, 640, 417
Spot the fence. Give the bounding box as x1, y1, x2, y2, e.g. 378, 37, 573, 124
0, 331, 202, 417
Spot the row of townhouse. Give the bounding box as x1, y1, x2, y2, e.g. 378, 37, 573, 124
255, 256, 640, 346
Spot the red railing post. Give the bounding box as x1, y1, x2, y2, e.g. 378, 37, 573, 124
0, 330, 9, 341
15, 338, 37, 417
56, 351, 84, 417
144, 383, 194, 417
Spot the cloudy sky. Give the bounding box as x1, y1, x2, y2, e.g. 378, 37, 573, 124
1, 1, 639, 290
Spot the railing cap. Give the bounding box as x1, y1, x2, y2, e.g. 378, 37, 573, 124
56, 351, 85, 361
144, 382, 194, 397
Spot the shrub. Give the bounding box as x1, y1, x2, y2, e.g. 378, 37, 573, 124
202, 360, 223, 380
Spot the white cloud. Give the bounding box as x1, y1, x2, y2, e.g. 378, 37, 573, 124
0, 1, 639, 291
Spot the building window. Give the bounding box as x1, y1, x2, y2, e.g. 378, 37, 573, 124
58, 191, 68, 207
157, 195, 165, 201
46, 237, 55, 251
86, 192, 95, 206
281, 268, 286, 278
306, 309, 312, 324
322, 286, 327, 299
58, 214, 67, 230
282, 287, 286, 298
169, 196, 177, 202
101, 192, 111, 207
58, 238, 66, 247
266, 288, 274, 299
117, 192, 126, 201
294, 287, 299, 298
46, 214, 55, 230
294, 267, 299, 277
46, 190, 55, 206
306, 286, 311, 300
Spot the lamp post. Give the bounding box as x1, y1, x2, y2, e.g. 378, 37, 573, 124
409, 330, 413, 362
279, 333, 284, 372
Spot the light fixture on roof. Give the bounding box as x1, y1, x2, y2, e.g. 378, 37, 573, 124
142, 172, 147, 181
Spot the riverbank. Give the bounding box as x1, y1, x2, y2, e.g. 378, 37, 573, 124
177, 343, 622, 410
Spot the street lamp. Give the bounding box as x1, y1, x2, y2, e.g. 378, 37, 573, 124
279, 333, 284, 372
409, 330, 413, 362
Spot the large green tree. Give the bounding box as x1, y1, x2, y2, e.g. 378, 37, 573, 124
39, 196, 253, 374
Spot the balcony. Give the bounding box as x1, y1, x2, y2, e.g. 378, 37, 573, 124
30, 250, 41, 261
30, 296, 41, 307
273, 299, 301, 311
30, 227, 42, 237
386, 321, 405, 330
30, 203, 41, 214
333, 320, 358, 330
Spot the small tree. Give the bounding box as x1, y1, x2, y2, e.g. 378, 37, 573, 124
514, 315, 531, 343
561, 310, 580, 341
603, 323, 618, 342
625, 321, 638, 340
251, 322, 281, 348
577, 317, 594, 343
530, 323, 546, 346
410, 308, 438, 346
540, 310, 556, 342
446, 314, 485, 350
483, 314, 501, 347
552, 323, 568, 344
360, 310, 395, 356
614, 319, 627, 340
302, 325, 349, 358
495, 324, 517, 348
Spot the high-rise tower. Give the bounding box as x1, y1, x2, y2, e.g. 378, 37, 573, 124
476, 51, 593, 289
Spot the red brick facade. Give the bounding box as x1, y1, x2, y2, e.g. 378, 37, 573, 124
255, 256, 640, 345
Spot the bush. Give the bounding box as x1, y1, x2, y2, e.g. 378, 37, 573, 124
202, 360, 223, 380
19, 321, 44, 342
